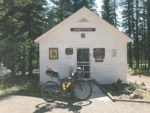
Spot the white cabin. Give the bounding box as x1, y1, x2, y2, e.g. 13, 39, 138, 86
35, 7, 132, 84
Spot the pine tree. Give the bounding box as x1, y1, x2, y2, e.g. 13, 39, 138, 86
146, 0, 150, 69
0, 0, 47, 75
134, 0, 140, 69
110, 0, 118, 27
101, 0, 111, 23
101, 0, 118, 27
139, 0, 147, 69
21, 0, 47, 75
142, 0, 147, 69
0, 0, 24, 74
121, 0, 134, 68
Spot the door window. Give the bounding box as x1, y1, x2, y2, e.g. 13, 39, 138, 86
77, 49, 90, 78
77, 49, 89, 62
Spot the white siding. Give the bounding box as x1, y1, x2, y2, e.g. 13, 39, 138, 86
38, 8, 128, 84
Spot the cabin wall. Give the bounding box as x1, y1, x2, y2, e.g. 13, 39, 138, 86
39, 11, 127, 84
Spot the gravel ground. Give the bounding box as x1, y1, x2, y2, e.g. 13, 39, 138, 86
0, 82, 150, 113
0, 95, 150, 113
128, 74, 150, 87
0, 78, 150, 113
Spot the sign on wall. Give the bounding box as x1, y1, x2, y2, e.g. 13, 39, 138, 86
65, 48, 73, 55
93, 48, 105, 62
112, 49, 117, 57
70, 28, 96, 32
49, 48, 58, 59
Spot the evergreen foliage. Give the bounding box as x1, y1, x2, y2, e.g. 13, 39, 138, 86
0, 0, 47, 75
101, 0, 118, 27
120, 0, 150, 69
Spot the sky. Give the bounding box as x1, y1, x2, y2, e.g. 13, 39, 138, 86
96, 0, 102, 12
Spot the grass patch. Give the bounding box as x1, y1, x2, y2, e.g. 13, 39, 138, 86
142, 92, 150, 100
0, 86, 20, 95
127, 67, 150, 76
0, 75, 41, 97
129, 82, 142, 89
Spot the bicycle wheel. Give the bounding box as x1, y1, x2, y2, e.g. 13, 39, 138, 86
74, 80, 92, 101
41, 81, 60, 102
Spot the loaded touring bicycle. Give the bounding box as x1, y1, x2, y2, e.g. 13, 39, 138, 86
41, 66, 92, 102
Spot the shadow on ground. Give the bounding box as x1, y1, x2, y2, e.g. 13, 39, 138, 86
34, 100, 92, 113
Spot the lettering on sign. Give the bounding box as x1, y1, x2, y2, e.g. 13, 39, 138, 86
70, 28, 96, 32
93, 48, 105, 62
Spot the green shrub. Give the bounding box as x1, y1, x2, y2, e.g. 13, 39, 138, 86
127, 67, 150, 76
129, 81, 142, 89
0, 80, 4, 89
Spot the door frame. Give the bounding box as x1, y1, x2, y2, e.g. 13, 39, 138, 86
76, 48, 90, 78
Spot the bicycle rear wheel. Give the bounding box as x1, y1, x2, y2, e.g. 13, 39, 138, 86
74, 80, 92, 101
41, 81, 60, 102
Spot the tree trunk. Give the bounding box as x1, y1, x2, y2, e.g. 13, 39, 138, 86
140, 41, 143, 69
143, 1, 147, 69
22, 45, 26, 75
135, 0, 140, 69
147, 0, 150, 69
148, 58, 150, 69
128, 43, 133, 68
144, 55, 147, 69
28, 44, 33, 76
127, 0, 133, 68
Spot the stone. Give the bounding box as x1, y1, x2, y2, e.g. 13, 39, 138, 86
129, 90, 143, 99
123, 86, 134, 95
141, 82, 145, 86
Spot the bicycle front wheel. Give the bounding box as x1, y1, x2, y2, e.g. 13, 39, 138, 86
74, 80, 92, 101
41, 81, 60, 102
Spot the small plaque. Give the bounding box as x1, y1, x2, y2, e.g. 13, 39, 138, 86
78, 18, 89, 22
81, 33, 85, 38
112, 49, 117, 57
65, 48, 73, 55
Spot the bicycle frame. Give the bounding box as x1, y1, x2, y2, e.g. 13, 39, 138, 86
45, 67, 84, 97
42, 67, 92, 102
57, 75, 75, 95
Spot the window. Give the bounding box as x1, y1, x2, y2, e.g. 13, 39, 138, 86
65, 48, 73, 55
93, 48, 105, 62
112, 49, 117, 57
